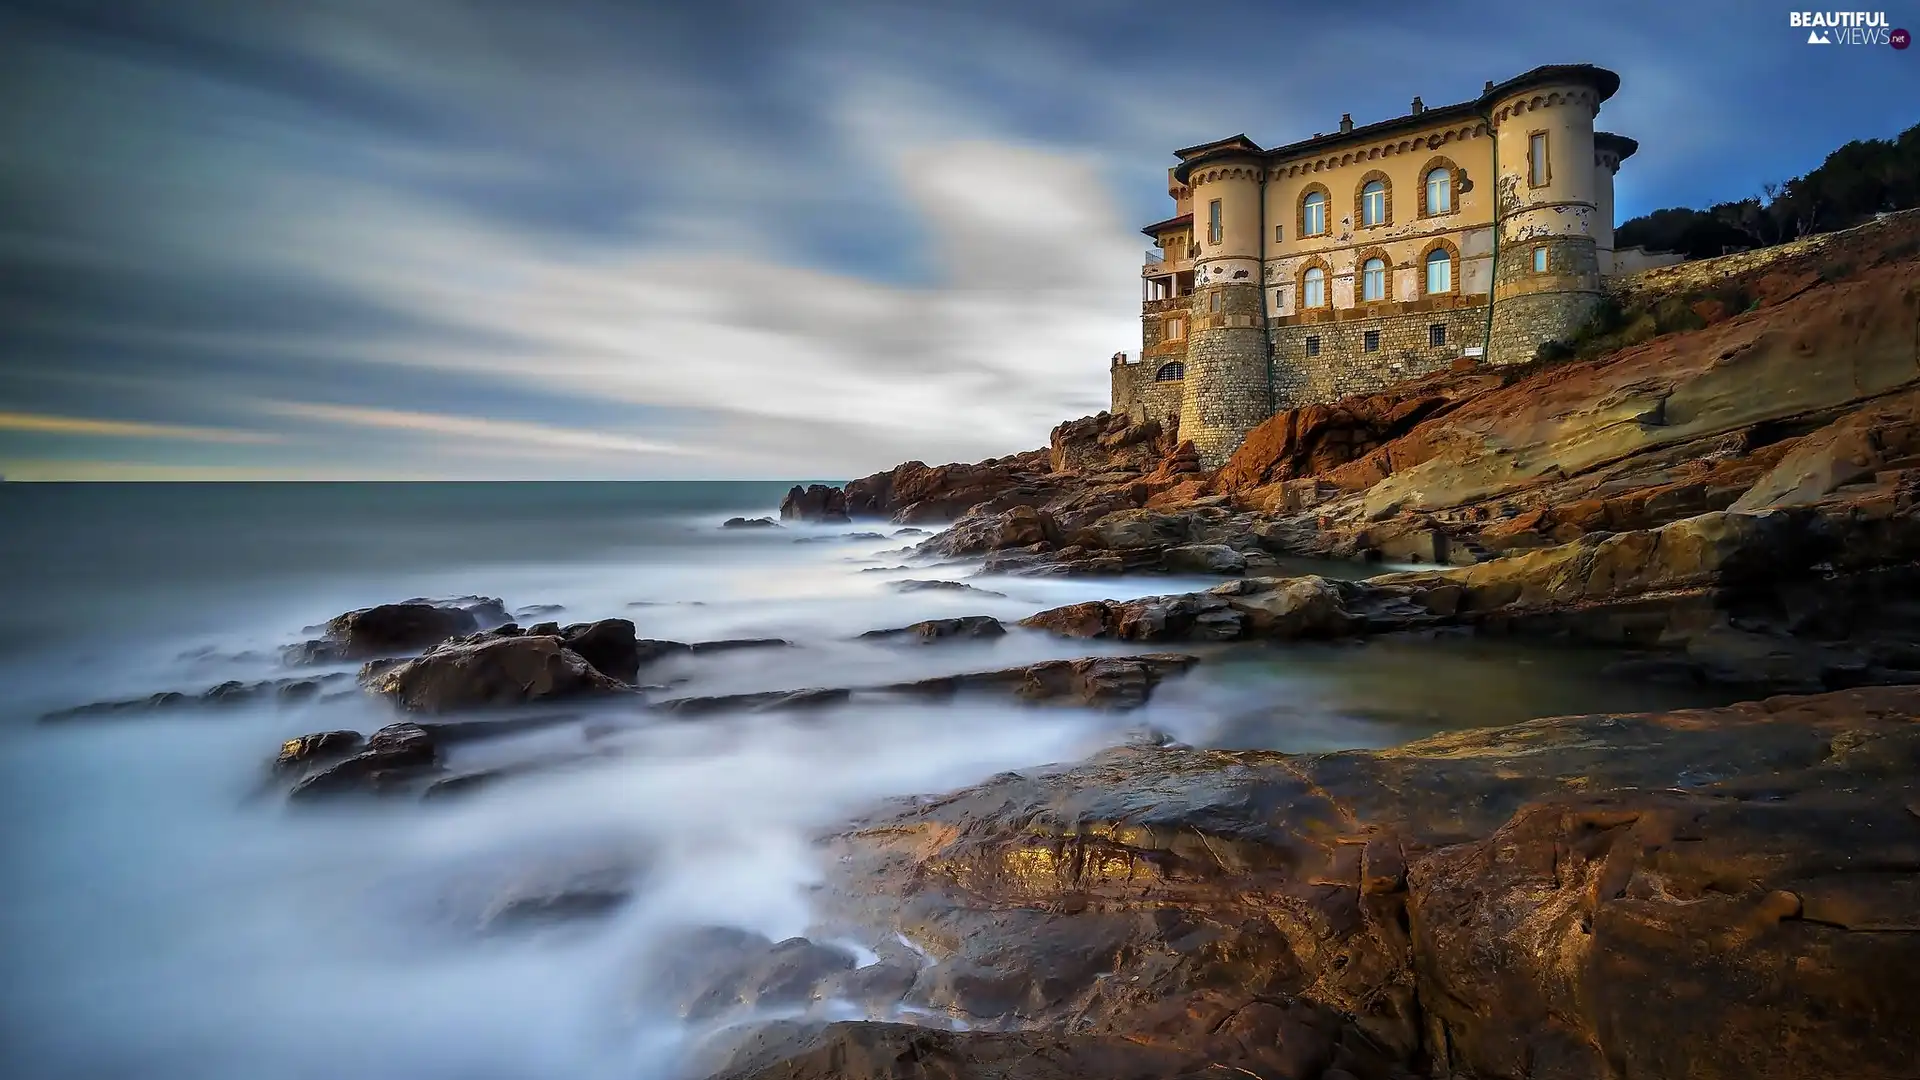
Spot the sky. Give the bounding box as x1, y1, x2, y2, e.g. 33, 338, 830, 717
0, 0, 1913, 481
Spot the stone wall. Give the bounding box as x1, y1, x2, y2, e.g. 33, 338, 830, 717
1112, 360, 1184, 426
1270, 304, 1488, 405
1485, 235, 1602, 365
1181, 281, 1272, 467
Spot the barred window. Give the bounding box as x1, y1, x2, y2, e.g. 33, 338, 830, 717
1154, 362, 1185, 382
1429, 323, 1447, 347
1363, 330, 1381, 352
1305, 336, 1321, 357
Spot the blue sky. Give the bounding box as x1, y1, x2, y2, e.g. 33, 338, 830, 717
0, 0, 1913, 480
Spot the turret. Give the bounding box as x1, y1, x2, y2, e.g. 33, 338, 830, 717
1176, 147, 1272, 468
1483, 66, 1617, 364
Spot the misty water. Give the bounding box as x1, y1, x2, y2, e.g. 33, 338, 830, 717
0, 482, 1742, 1079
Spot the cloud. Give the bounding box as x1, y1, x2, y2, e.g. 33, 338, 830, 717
251, 401, 691, 458
1, 0, 1909, 480
0, 410, 281, 444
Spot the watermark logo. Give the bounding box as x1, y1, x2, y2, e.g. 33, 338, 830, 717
1790, 10, 1898, 44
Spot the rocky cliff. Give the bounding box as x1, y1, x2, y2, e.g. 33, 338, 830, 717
734, 212, 1920, 1078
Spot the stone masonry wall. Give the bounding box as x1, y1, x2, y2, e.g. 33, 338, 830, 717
1181, 282, 1271, 468
1112, 361, 1184, 425
1270, 304, 1488, 406
1485, 235, 1602, 365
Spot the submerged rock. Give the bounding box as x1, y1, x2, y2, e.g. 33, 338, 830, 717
858, 616, 1006, 643
41, 673, 354, 721
881, 653, 1198, 710
722, 517, 781, 529
889, 579, 1008, 598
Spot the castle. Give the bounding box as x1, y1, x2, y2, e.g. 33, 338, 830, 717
1111, 63, 1666, 467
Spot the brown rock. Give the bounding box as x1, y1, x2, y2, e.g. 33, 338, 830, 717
367, 635, 630, 712
779, 483, 851, 523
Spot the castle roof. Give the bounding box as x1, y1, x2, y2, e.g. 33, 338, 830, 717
1595, 131, 1639, 161
1169, 64, 1622, 185
1139, 212, 1192, 238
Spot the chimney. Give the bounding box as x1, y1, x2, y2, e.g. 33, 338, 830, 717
1339, 113, 1353, 134
1483, 79, 1495, 93
1410, 96, 1425, 114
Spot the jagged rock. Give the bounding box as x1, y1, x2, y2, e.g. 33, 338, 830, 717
557, 618, 641, 682
722, 517, 781, 529
366, 635, 630, 712
918, 505, 1058, 557
779, 483, 851, 523
859, 616, 1006, 643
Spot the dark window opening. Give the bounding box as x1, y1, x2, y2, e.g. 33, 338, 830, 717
1363, 330, 1381, 352
1154, 361, 1185, 382
1305, 335, 1321, 357
1429, 324, 1447, 347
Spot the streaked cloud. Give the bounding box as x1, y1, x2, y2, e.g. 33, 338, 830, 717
0, 0, 1907, 480
252, 401, 691, 458
0, 410, 281, 444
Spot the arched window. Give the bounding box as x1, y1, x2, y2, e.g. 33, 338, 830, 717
1425, 247, 1453, 294
1360, 179, 1387, 227
1302, 190, 1328, 237
1302, 265, 1327, 308
1154, 361, 1185, 382
1361, 257, 1387, 302
1425, 168, 1452, 214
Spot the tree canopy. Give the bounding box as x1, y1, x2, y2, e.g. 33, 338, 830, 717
1615, 122, 1920, 259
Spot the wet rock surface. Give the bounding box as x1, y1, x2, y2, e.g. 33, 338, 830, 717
43, 673, 355, 721
285, 597, 509, 664
366, 635, 631, 712
771, 686, 1920, 1080
858, 616, 1006, 643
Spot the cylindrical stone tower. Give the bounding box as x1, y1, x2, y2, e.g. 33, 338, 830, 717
1179, 153, 1271, 468
1485, 70, 1613, 365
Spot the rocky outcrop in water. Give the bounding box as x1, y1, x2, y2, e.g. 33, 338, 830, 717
752, 685, 1920, 1080
366, 635, 631, 712
285, 596, 511, 664
779, 484, 851, 523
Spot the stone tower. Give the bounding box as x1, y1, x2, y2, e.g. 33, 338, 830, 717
1484, 76, 1609, 364
1180, 153, 1272, 469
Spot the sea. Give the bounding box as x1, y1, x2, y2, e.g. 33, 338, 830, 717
0, 481, 1741, 1080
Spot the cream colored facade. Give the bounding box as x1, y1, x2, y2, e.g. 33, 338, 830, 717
1115, 64, 1643, 466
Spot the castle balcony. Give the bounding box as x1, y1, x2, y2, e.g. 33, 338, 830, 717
1141, 248, 1195, 278
1142, 295, 1187, 316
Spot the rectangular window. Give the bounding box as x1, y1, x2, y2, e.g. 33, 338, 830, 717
1165, 318, 1184, 341
1274, 290, 1284, 311
1533, 245, 1549, 273
1274, 224, 1284, 243
1429, 324, 1447, 347
1305, 335, 1321, 357
1208, 199, 1223, 245
1209, 291, 1222, 313
1529, 132, 1549, 187
1363, 330, 1381, 353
